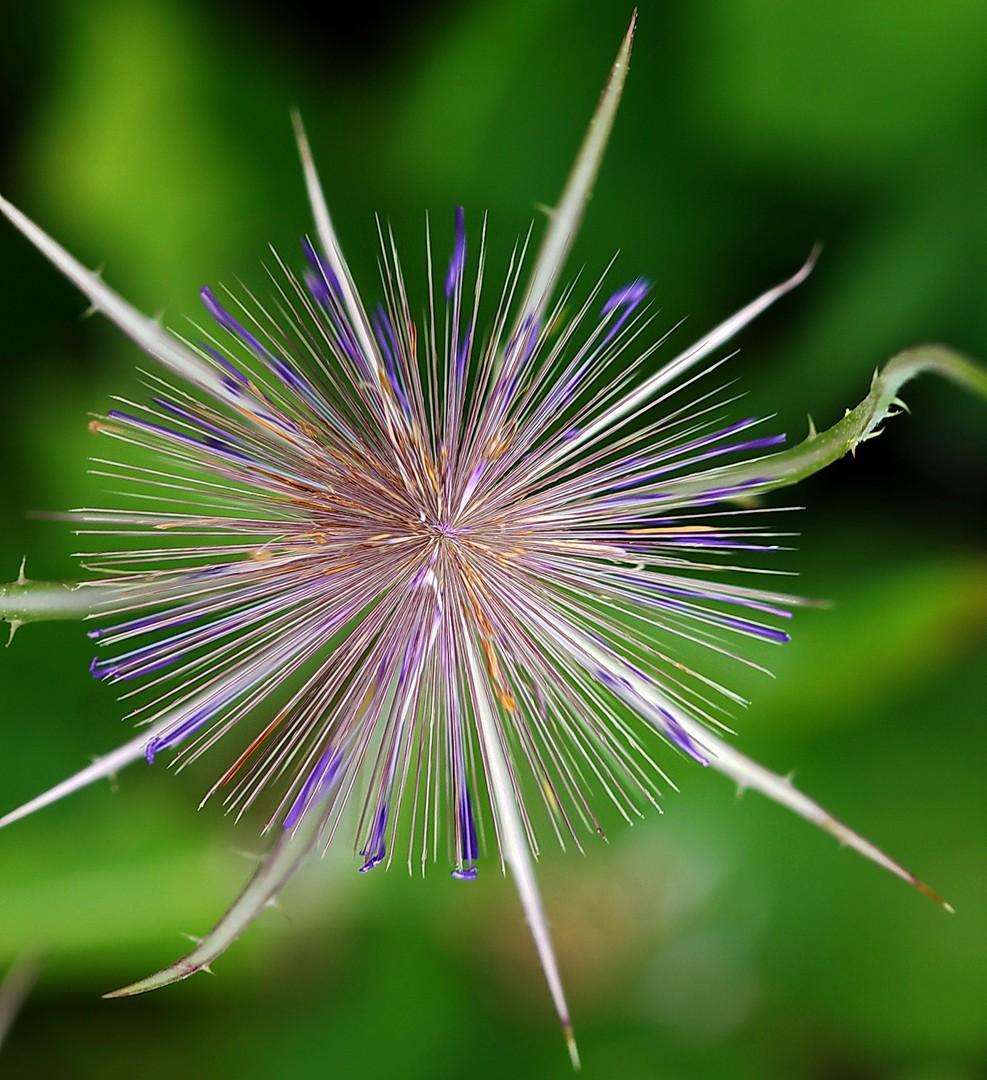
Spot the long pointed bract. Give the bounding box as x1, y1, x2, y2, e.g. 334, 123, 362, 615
104, 802, 327, 997
291, 111, 384, 388
554, 614, 953, 911
534, 246, 819, 476
0, 194, 230, 400
465, 641, 580, 1069
0, 712, 182, 830
514, 12, 636, 339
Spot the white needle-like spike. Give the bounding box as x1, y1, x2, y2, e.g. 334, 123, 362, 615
535, 245, 820, 475
465, 641, 580, 1069
558, 615, 952, 912
0, 648, 280, 829
672, 720, 954, 912
512, 12, 636, 350
0, 716, 171, 830
291, 111, 385, 387
0, 193, 232, 400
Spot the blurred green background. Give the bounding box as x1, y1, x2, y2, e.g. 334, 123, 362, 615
1, 1, 985, 1077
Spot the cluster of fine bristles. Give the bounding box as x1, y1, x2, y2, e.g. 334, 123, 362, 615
1, 15, 969, 1069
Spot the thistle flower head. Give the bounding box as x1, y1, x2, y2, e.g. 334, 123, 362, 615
0, 15, 966, 1067
86, 197, 794, 844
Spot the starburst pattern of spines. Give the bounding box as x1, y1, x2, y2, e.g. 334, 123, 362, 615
73, 189, 796, 865
1, 14, 962, 1065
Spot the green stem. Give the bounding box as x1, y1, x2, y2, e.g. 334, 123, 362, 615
665, 344, 987, 501
0, 574, 118, 628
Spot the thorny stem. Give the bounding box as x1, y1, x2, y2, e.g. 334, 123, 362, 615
3, 344, 983, 629
672, 344, 987, 501
103, 803, 328, 999
0, 568, 117, 641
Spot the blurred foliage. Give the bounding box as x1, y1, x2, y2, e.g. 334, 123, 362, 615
0, 1, 985, 1077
